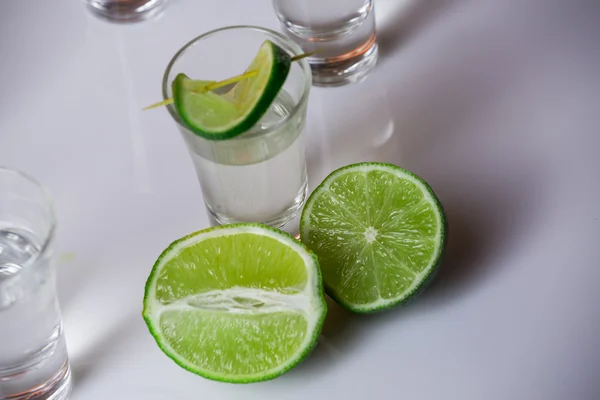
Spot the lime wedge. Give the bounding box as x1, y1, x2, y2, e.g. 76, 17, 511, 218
300, 163, 446, 313
142, 224, 327, 383
173, 40, 292, 140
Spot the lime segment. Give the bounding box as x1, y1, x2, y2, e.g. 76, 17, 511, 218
142, 224, 326, 383
173, 40, 291, 140
300, 163, 446, 313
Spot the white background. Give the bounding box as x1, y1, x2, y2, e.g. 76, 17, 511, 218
1, 0, 600, 399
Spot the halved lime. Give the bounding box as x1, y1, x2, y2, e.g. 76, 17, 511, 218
142, 224, 327, 383
300, 163, 446, 313
173, 40, 291, 140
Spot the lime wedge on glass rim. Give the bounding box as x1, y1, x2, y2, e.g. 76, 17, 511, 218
142, 224, 327, 383
300, 162, 447, 313
172, 40, 292, 140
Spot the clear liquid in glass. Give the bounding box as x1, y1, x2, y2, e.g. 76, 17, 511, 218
0, 229, 71, 400
183, 90, 308, 228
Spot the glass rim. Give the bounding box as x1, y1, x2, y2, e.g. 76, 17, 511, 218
0, 166, 56, 274
161, 25, 312, 142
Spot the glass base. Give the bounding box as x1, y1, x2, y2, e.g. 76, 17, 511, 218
1, 361, 71, 400
206, 181, 309, 231
310, 40, 379, 87
85, 0, 165, 23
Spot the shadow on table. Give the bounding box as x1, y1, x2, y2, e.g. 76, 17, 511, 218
286, 296, 359, 376
69, 310, 139, 389
377, 0, 467, 60
289, 166, 543, 376
422, 168, 545, 302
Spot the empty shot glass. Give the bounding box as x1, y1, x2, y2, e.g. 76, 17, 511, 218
85, 0, 167, 22
273, 0, 379, 86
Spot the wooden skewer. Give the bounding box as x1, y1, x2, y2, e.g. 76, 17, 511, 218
143, 70, 258, 111
143, 50, 317, 111
290, 51, 317, 62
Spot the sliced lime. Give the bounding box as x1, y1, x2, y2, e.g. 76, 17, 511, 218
173, 40, 291, 140
142, 224, 326, 383
300, 163, 446, 313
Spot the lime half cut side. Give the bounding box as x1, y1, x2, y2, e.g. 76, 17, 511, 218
142, 224, 326, 383
300, 163, 446, 313
172, 40, 292, 140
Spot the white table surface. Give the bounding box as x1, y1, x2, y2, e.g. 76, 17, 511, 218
2, 0, 600, 399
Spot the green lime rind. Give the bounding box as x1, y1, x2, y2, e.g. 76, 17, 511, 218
173, 40, 291, 140
300, 162, 447, 314
142, 223, 327, 383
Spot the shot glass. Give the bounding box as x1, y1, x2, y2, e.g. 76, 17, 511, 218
84, 0, 167, 22
0, 168, 71, 400
273, 0, 378, 86
162, 26, 312, 229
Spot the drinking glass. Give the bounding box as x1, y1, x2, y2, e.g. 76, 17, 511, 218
162, 26, 312, 229
273, 0, 378, 86
0, 168, 71, 400
85, 0, 167, 22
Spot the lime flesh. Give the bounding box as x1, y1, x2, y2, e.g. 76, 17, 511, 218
143, 224, 326, 383
300, 162, 446, 313
173, 40, 291, 140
